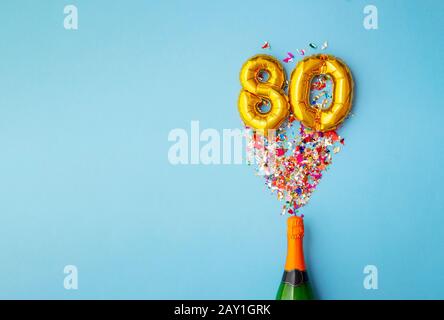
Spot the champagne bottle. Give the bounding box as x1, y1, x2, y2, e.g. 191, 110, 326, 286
276, 216, 314, 300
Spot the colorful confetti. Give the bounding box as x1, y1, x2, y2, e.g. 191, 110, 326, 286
245, 115, 344, 216
261, 41, 270, 49
309, 43, 317, 49
283, 52, 294, 63
297, 49, 305, 56
310, 75, 333, 110
321, 41, 328, 50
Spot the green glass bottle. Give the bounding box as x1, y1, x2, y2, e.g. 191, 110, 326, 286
276, 216, 314, 300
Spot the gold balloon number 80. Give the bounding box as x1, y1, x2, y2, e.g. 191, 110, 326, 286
238, 54, 353, 133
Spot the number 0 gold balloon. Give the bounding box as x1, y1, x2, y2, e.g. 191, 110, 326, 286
238, 55, 289, 134
289, 54, 354, 132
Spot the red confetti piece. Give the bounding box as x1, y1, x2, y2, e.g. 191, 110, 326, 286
261, 41, 270, 49
276, 148, 285, 157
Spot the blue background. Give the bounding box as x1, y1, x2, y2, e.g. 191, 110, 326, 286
0, 0, 443, 299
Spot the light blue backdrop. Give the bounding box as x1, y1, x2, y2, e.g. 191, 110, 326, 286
0, 0, 442, 299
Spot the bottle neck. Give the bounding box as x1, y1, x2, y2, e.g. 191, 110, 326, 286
284, 216, 306, 271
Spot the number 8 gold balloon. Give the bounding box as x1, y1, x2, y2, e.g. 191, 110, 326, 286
238, 55, 289, 135
289, 54, 354, 132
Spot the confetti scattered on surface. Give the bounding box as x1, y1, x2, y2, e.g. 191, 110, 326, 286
297, 49, 305, 56
245, 115, 344, 216
309, 43, 317, 49
283, 52, 294, 63
261, 41, 270, 49
321, 41, 328, 50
